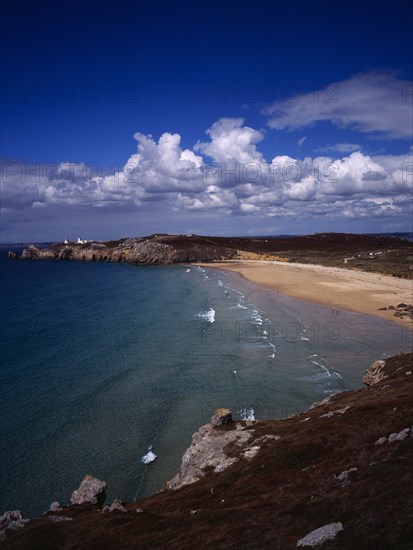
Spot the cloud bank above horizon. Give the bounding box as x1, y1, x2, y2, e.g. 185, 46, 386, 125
1, 72, 412, 240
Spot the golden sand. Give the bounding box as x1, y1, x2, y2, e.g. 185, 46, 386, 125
197, 261, 413, 328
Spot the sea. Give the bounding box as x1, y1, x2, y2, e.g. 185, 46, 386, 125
1, 249, 411, 516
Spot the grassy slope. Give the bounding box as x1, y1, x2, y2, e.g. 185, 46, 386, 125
4, 353, 413, 550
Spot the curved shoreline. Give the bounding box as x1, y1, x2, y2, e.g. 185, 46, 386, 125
195, 260, 413, 329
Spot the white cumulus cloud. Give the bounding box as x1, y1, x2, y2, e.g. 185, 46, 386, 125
1, 118, 412, 232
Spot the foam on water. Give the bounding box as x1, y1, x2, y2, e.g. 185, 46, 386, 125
233, 303, 248, 310
197, 308, 216, 323
251, 309, 263, 325
239, 408, 255, 421
297, 358, 344, 387
141, 446, 157, 464
268, 342, 277, 358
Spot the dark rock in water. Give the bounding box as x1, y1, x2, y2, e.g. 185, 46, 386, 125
7, 251, 17, 260
70, 475, 107, 507
397, 303, 408, 308
363, 360, 386, 386
0, 510, 29, 542
388, 305, 395, 310
211, 408, 233, 427
378, 307, 387, 310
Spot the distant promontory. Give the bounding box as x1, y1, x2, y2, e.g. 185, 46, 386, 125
13, 232, 413, 278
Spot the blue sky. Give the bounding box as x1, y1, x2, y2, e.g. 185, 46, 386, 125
1, 0, 412, 241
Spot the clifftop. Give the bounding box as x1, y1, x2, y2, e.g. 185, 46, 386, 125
14, 232, 413, 278
2, 352, 413, 549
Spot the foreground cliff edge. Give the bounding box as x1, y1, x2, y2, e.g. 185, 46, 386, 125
2, 353, 412, 549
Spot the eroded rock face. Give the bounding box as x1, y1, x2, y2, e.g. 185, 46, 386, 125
7, 250, 17, 260
166, 423, 253, 490
19, 234, 239, 265
123, 239, 176, 264
70, 475, 107, 507
58, 247, 73, 260
21, 246, 57, 260
20, 246, 41, 260
363, 360, 386, 386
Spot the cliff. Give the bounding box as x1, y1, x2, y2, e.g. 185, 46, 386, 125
18, 235, 240, 264
14, 232, 413, 278
2, 352, 413, 549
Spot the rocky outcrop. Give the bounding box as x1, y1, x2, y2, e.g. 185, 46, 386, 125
319, 406, 350, 419
20, 246, 41, 260
70, 475, 107, 507
18, 235, 238, 265
375, 426, 413, 446
57, 247, 73, 260
296, 522, 344, 547
335, 467, 358, 487
20, 245, 56, 260
0, 511, 28, 542
120, 238, 176, 264
211, 407, 233, 426
102, 499, 127, 513
167, 409, 254, 490
47, 515, 73, 522
378, 303, 413, 320
363, 359, 386, 386
7, 251, 17, 260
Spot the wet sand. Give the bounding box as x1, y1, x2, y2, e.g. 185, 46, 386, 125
196, 260, 413, 328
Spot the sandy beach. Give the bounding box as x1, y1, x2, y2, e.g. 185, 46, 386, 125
197, 261, 413, 328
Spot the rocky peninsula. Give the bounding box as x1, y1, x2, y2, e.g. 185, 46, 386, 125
2, 352, 413, 549
13, 232, 413, 279
14, 233, 413, 325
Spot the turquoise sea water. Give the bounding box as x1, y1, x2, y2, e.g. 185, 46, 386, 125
0, 251, 411, 516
